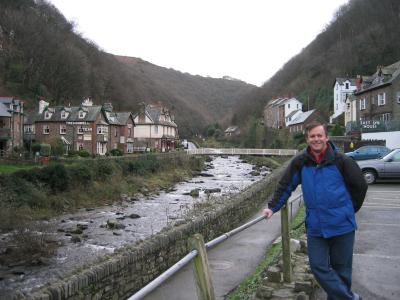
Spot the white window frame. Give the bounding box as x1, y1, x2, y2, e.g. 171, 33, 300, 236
78, 126, 85, 134
60, 124, 66, 135
61, 111, 68, 119
154, 125, 158, 134
359, 98, 366, 110
378, 93, 386, 106
43, 125, 50, 134
78, 110, 86, 119
380, 113, 391, 122
97, 125, 108, 134
44, 111, 51, 119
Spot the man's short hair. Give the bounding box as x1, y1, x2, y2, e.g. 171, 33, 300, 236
304, 121, 328, 138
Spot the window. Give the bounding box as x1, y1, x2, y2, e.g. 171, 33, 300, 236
114, 127, 118, 137
78, 126, 84, 134
77, 143, 84, 151
347, 103, 350, 110
43, 125, 50, 134
78, 110, 86, 119
44, 111, 51, 119
154, 125, 158, 134
380, 113, 391, 122
60, 124, 66, 134
345, 83, 349, 89
128, 127, 132, 137
97, 125, 108, 134
127, 143, 134, 153
288, 103, 290, 109
397, 91, 400, 104
24, 125, 35, 133
61, 111, 68, 119
378, 93, 386, 106
359, 98, 366, 110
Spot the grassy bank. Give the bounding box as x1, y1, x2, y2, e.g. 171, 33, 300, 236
228, 205, 306, 300
0, 153, 205, 225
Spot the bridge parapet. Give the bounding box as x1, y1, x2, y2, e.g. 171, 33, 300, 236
186, 148, 298, 156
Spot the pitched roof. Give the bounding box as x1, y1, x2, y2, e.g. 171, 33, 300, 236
289, 109, 315, 125
355, 60, 400, 95
145, 105, 177, 127
35, 105, 103, 122
335, 78, 356, 86
0, 102, 11, 117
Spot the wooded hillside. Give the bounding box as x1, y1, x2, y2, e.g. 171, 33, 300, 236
234, 0, 400, 123
0, 0, 256, 137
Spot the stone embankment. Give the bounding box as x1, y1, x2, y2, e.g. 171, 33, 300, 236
22, 162, 288, 300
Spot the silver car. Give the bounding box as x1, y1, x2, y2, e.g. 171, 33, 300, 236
357, 149, 400, 184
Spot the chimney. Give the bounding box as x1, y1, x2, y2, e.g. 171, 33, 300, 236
82, 98, 93, 107
355, 75, 362, 91
38, 99, 49, 114
102, 102, 113, 112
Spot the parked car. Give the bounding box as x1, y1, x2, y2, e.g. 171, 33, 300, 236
357, 149, 400, 184
345, 145, 391, 160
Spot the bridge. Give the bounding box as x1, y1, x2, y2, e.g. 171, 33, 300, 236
186, 148, 298, 156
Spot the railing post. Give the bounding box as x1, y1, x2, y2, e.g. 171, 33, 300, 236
281, 203, 293, 283
190, 234, 216, 300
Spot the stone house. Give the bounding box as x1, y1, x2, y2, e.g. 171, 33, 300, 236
264, 97, 303, 129
354, 61, 400, 127
287, 109, 325, 134
331, 78, 357, 123
0, 97, 24, 155
132, 103, 179, 152
26, 99, 136, 155
103, 103, 135, 153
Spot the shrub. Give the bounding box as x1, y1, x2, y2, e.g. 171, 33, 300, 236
68, 163, 93, 186
93, 160, 115, 180
78, 149, 90, 157
109, 148, 123, 156
40, 144, 51, 157
39, 163, 69, 192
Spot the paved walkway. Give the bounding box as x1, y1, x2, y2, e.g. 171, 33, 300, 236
316, 183, 400, 300
140, 183, 400, 300
142, 189, 303, 300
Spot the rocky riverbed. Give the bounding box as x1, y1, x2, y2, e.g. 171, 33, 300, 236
0, 155, 271, 296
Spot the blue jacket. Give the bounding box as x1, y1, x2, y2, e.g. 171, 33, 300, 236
268, 142, 367, 238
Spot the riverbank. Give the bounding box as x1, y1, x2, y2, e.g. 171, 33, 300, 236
0, 153, 205, 267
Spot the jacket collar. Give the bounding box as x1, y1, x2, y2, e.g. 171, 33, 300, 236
305, 141, 337, 165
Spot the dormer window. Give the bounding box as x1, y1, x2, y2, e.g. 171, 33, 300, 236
345, 83, 349, 89
61, 110, 68, 119
78, 110, 86, 119
44, 111, 52, 119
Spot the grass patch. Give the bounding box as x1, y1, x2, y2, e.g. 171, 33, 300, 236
0, 163, 38, 174
228, 204, 306, 300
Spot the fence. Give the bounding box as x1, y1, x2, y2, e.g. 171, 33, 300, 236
128, 194, 303, 300
186, 148, 298, 156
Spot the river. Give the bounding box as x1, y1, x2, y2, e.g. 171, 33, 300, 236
0, 155, 269, 297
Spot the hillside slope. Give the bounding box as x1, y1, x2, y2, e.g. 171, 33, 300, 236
0, 0, 256, 136
234, 0, 400, 123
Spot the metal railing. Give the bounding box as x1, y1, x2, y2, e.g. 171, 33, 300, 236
128, 193, 303, 300
186, 148, 298, 156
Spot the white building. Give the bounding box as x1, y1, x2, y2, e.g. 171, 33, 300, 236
331, 78, 357, 123
132, 103, 179, 151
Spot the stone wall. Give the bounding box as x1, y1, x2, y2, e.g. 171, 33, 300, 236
26, 164, 287, 300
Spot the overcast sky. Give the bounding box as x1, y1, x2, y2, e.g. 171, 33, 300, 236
47, 0, 349, 86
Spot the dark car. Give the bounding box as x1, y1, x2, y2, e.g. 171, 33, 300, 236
345, 145, 391, 160
357, 149, 400, 184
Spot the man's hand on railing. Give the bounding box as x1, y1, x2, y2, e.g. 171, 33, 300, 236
262, 208, 274, 218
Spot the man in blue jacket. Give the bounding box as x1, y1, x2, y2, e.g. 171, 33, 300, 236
263, 121, 367, 300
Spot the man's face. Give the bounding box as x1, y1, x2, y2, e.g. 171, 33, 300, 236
306, 125, 328, 153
